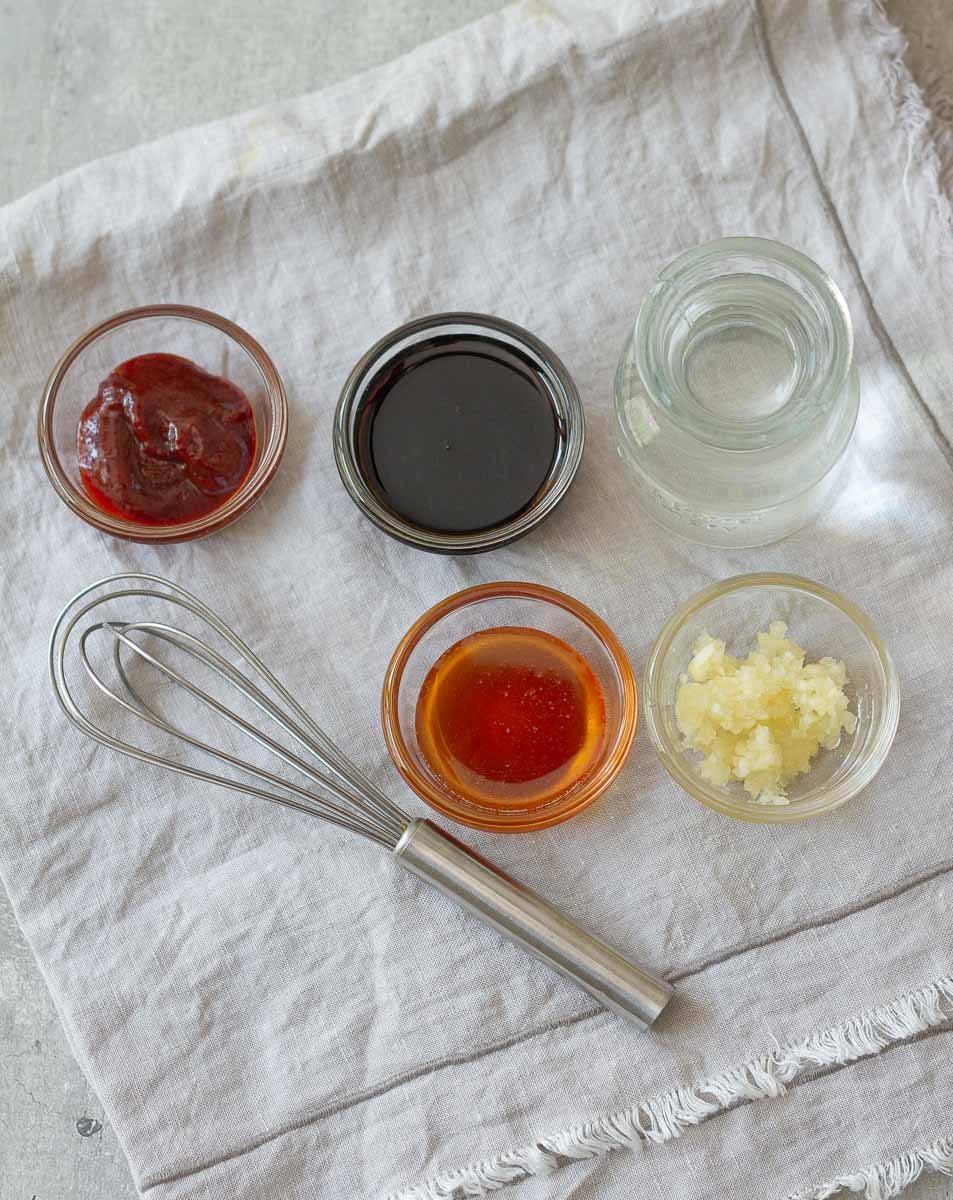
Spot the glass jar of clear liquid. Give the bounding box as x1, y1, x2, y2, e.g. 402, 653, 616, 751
614, 237, 858, 548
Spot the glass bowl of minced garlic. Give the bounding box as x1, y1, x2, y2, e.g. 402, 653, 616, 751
644, 574, 899, 822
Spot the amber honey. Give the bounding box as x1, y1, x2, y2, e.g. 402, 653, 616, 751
414, 626, 607, 810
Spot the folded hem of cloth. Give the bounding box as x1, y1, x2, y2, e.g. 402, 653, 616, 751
386, 974, 953, 1199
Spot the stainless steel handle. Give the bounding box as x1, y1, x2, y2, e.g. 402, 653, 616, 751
393, 819, 673, 1028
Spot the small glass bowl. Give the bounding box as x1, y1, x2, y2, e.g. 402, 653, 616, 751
382, 582, 637, 832
334, 313, 584, 554
644, 574, 899, 822
38, 305, 289, 543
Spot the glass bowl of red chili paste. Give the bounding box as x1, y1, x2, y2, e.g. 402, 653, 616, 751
38, 305, 288, 543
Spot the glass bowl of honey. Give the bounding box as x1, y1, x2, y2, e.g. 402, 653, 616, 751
382, 583, 638, 832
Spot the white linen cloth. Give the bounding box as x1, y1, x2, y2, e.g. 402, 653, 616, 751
2, 2, 952, 1197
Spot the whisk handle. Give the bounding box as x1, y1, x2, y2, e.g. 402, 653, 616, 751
393, 819, 673, 1028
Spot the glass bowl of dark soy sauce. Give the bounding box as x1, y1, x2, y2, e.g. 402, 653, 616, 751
334, 313, 584, 553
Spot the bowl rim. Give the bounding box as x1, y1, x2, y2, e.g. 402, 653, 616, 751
643, 572, 900, 823
333, 312, 585, 555
381, 581, 638, 832
37, 303, 289, 544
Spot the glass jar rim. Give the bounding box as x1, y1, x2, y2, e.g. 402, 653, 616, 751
634, 236, 854, 452
333, 313, 585, 554
37, 304, 289, 544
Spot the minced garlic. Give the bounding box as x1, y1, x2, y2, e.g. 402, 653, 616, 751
674, 621, 856, 805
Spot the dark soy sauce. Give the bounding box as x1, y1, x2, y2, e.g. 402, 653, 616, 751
356, 335, 561, 533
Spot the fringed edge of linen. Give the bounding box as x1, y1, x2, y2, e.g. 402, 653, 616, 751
787, 1137, 953, 1200
387, 975, 953, 1199
853, 0, 953, 258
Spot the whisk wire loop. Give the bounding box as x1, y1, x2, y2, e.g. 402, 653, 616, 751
50, 574, 408, 847
101, 621, 405, 839
71, 623, 392, 845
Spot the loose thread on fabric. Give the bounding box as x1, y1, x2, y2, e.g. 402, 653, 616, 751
853, 0, 953, 257
787, 1136, 953, 1200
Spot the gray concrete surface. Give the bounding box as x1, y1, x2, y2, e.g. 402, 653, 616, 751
0, 0, 504, 208
1, 1, 950, 1197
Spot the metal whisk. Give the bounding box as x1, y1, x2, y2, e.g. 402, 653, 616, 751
50, 573, 672, 1028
